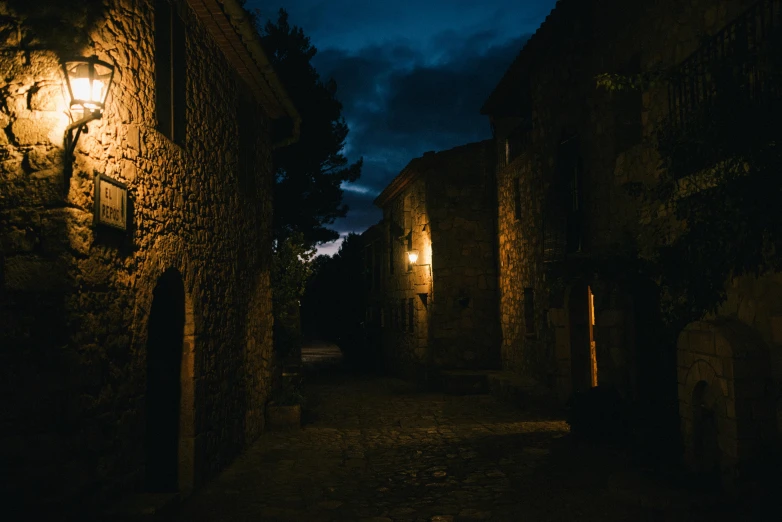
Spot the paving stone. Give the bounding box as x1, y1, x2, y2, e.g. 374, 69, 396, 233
156, 354, 739, 522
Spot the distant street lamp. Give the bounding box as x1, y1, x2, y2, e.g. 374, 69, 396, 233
63, 56, 115, 156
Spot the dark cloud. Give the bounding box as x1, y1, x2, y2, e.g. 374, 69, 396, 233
245, 1, 557, 253
312, 32, 530, 240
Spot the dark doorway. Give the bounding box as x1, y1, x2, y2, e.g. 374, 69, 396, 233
692, 381, 720, 481
145, 268, 186, 492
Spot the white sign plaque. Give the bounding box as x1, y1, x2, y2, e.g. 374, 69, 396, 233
94, 174, 128, 230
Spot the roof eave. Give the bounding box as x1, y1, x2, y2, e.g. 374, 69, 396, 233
188, 0, 301, 147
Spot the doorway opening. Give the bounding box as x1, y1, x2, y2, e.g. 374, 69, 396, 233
692, 380, 720, 479
588, 285, 598, 387
569, 282, 597, 393
144, 267, 195, 493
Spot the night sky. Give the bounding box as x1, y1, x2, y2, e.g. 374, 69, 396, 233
246, 0, 559, 255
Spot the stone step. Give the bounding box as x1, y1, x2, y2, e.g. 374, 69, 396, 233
486, 371, 557, 410
437, 370, 493, 395
105, 492, 182, 521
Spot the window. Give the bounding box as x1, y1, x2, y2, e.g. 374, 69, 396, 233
155, 0, 186, 146
524, 287, 535, 335
558, 137, 583, 254
504, 138, 510, 165
408, 298, 414, 332
513, 177, 522, 221
399, 298, 406, 331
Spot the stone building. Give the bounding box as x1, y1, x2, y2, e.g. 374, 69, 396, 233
0, 0, 298, 515
372, 141, 499, 385
360, 221, 385, 369
483, 0, 782, 488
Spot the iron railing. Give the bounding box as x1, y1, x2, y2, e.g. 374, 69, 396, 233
667, 0, 782, 130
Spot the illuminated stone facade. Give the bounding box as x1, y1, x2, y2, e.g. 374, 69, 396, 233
0, 0, 297, 514
485, 0, 780, 487
373, 142, 500, 384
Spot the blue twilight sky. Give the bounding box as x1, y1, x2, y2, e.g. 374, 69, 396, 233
245, 0, 559, 256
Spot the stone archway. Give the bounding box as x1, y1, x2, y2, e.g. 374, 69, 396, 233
679, 358, 730, 482
677, 320, 772, 488
144, 267, 196, 493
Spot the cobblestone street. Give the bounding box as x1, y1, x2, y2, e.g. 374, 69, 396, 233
169, 344, 744, 522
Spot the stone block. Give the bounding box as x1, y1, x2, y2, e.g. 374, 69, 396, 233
676, 330, 689, 352
725, 398, 737, 419
715, 333, 732, 358
10, 117, 58, 146
3, 255, 68, 291
688, 329, 715, 355
29, 85, 64, 112
722, 360, 734, 380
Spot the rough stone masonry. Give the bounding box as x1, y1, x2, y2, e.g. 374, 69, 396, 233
0, 0, 296, 515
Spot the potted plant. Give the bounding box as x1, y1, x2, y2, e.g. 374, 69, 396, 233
266, 382, 305, 430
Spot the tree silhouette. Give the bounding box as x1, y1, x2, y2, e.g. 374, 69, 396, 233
301, 233, 370, 364
259, 9, 363, 246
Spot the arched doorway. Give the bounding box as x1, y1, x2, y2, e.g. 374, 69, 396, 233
144, 267, 193, 492
692, 380, 720, 479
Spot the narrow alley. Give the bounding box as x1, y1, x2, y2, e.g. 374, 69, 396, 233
162, 344, 741, 522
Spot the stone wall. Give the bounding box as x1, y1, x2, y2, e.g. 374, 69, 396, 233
677, 273, 782, 487
490, 0, 762, 407
0, 0, 275, 513
380, 175, 431, 382
377, 142, 500, 383
427, 141, 499, 370
496, 139, 550, 381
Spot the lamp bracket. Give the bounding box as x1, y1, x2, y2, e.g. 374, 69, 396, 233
65, 109, 101, 157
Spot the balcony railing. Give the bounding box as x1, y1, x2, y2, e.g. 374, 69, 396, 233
667, 0, 782, 131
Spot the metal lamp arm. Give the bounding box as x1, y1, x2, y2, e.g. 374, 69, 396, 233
65, 109, 102, 157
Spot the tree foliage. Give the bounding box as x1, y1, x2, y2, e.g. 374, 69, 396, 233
596, 33, 782, 331
301, 233, 366, 351
271, 232, 316, 358
258, 9, 363, 246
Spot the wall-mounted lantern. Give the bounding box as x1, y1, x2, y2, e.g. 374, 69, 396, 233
63, 56, 115, 157
406, 249, 419, 265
